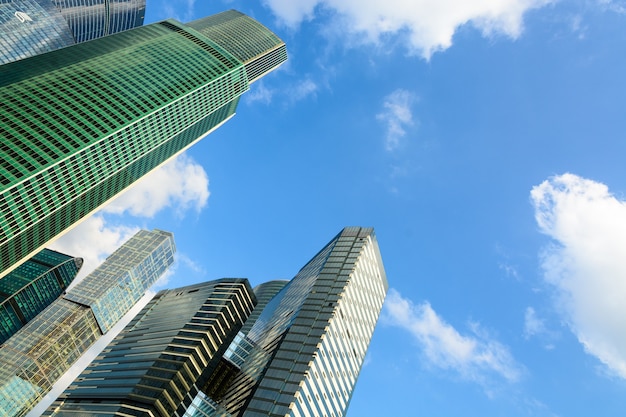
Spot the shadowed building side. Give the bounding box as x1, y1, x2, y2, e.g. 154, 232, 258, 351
0, 248, 82, 344
40, 228, 388, 417
185, 227, 388, 417
45, 279, 257, 417
0, 229, 176, 417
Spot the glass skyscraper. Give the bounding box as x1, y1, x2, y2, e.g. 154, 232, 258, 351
0, 248, 82, 344
46, 227, 388, 417
212, 227, 388, 417
0, 0, 145, 65
0, 9, 287, 280
0, 229, 175, 417
49, 0, 145, 43
0, 0, 74, 65
45, 279, 256, 417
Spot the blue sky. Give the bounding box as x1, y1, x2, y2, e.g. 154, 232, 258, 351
44, 1, 626, 416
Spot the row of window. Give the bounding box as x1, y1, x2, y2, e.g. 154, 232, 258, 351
0, 66, 243, 274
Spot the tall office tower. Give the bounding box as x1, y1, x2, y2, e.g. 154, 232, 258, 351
0, 229, 175, 417
48, 227, 388, 417
214, 227, 388, 417
0, 1, 146, 65
45, 279, 256, 417
0, 248, 82, 344
0, 9, 287, 279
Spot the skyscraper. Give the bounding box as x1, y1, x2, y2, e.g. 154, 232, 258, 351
48, 0, 146, 43
45, 279, 256, 417
0, 229, 175, 417
0, 0, 145, 65
214, 227, 388, 417
0, 9, 287, 279
0, 248, 82, 344
47, 227, 388, 417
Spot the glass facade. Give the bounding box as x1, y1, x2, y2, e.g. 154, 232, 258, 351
45, 279, 256, 417
187, 11, 288, 83
42, 227, 388, 417
0, 9, 287, 280
49, 0, 145, 43
285, 229, 388, 417
64, 229, 175, 333
0, 229, 176, 417
215, 227, 388, 417
0, 0, 145, 65
0, 248, 82, 344
0, 0, 75, 65
0, 299, 99, 417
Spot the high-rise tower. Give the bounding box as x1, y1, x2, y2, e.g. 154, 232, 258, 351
0, 9, 287, 279
0, 0, 146, 65
214, 227, 388, 417
46, 279, 256, 417
0, 248, 82, 344
0, 229, 175, 417
47, 227, 388, 417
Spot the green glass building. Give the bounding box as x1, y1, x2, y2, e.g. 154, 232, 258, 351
0, 229, 175, 417
0, 248, 82, 344
0, 9, 287, 279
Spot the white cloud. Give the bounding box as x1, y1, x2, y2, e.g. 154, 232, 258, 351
177, 253, 207, 275
500, 262, 520, 280
523, 307, 557, 349
598, 0, 626, 14
49, 215, 139, 282
524, 307, 546, 339
104, 154, 209, 218
377, 89, 417, 151
531, 173, 626, 378
245, 82, 275, 105
384, 289, 523, 386
246, 77, 320, 107
264, 0, 320, 27
50, 154, 209, 282
264, 0, 553, 58
157, 0, 196, 22
291, 78, 319, 102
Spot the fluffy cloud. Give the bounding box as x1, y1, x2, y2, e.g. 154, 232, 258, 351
264, 0, 552, 58
50, 154, 209, 281
49, 216, 139, 282
531, 173, 626, 378
377, 89, 417, 151
104, 154, 209, 218
384, 289, 522, 386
